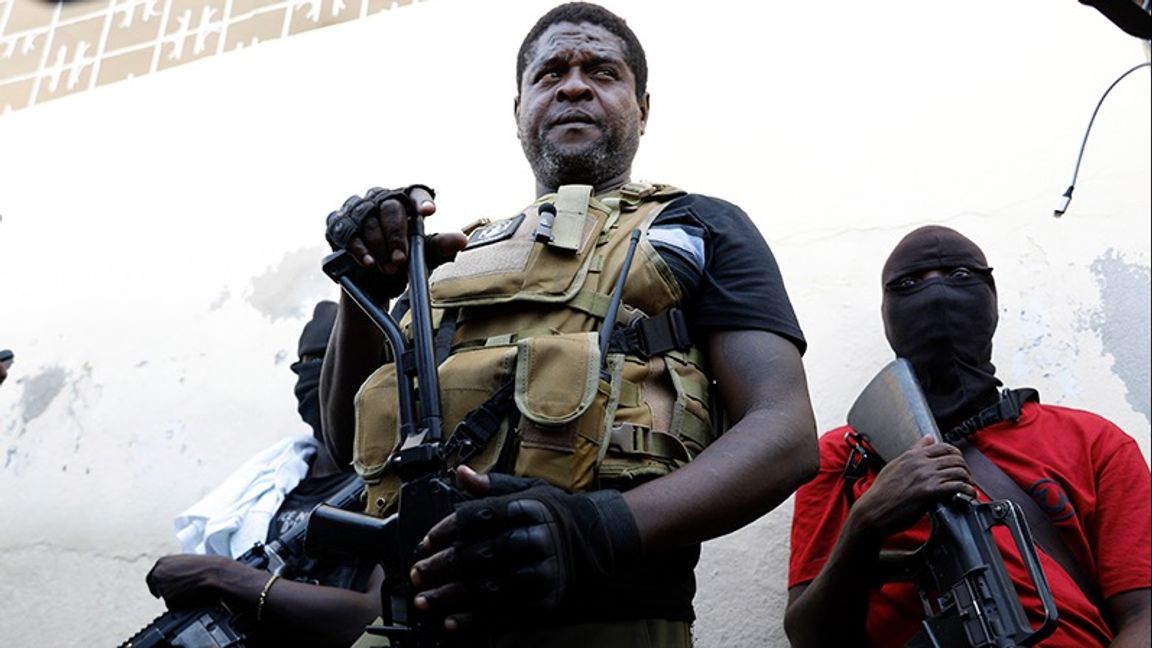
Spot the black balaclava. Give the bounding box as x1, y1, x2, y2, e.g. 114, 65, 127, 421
881, 226, 1001, 432
291, 300, 338, 439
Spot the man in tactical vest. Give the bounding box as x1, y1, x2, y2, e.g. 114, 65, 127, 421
320, 3, 819, 645
785, 226, 1151, 647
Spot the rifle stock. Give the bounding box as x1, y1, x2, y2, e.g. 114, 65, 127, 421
848, 359, 1058, 648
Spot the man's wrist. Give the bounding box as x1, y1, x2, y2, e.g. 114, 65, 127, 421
841, 506, 886, 556
212, 561, 271, 604
256, 573, 281, 623
587, 490, 642, 562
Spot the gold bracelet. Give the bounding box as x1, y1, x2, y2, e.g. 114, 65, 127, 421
256, 573, 281, 623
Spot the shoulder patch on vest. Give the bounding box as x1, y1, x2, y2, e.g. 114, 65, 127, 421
467, 213, 525, 248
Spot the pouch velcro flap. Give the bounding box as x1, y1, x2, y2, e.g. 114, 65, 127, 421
551, 184, 592, 252
515, 332, 601, 425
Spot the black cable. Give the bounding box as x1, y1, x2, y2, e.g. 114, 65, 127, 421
1053, 60, 1152, 217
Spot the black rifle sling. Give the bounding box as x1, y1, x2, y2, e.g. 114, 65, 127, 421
440, 379, 516, 466
959, 442, 1111, 623
432, 308, 458, 366
390, 294, 457, 367
945, 388, 1038, 444
953, 388, 1114, 628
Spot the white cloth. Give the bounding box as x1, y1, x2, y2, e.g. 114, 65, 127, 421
174, 435, 318, 558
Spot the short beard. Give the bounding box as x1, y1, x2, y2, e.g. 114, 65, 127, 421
522, 127, 639, 191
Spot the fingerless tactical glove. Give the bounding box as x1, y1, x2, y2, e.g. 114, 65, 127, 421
451, 475, 641, 616
323, 185, 439, 303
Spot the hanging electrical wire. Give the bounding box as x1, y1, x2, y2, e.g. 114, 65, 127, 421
1052, 60, 1151, 217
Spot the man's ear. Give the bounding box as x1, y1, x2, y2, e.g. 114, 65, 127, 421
513, 95, 521, 137
639, 92, 650, 135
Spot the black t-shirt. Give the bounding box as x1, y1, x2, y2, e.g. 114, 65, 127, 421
651, 193, 806, 353
572, 193, 805, 625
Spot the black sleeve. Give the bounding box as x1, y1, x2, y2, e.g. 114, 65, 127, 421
652, 194, 806, 354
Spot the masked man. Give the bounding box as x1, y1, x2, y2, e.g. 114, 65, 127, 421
786, 226, 1151, 647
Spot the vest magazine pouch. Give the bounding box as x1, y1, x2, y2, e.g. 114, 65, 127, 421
353, 346, 519, 517
438, 345, 518, 474
352, 363, 403, 516
513, 332, 619, 492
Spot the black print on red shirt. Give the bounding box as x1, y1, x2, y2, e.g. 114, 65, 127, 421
1027, 478, 1076, 522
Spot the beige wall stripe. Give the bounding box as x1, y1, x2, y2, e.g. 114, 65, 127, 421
0, 0, 420, 114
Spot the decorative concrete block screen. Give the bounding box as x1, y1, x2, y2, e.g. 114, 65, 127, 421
0, 0, 417, 113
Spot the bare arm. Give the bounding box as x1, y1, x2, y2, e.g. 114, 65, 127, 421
147, 554, 383, 646
258, 565, 385, 646
624, 329, 818, 549
319, 296, 389, 468
1108, 588, 1151, 648
784, 518, 884, 647
409, 329, 818, 630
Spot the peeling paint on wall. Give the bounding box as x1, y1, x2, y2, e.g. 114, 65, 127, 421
3, 365, 69, 475
16, 365, 68, 426
1082, 250, 1151, 423
2, 363, 97, 474
245, 245, 333, 321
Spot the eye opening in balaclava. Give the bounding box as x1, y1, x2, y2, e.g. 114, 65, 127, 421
880, 225, 1002, 431
291, 300, 338, 439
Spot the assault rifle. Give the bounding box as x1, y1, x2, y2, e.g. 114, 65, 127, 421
306, 202, 461, 647
847, 359, 1059, 648
308, 195, 650, 644
118, 471, 364, 648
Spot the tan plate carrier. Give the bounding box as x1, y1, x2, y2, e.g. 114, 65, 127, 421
352, 182, 723, 517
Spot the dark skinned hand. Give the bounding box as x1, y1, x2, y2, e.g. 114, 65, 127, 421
145, 554, 265, 610
324, 185, 468, 300
849, 436, 977, 543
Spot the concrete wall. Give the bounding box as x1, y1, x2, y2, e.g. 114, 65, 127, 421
1, 0, 1148, 645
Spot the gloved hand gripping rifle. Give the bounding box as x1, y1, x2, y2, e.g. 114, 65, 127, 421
846, 359, 1058, 648
305, 204, 461, 647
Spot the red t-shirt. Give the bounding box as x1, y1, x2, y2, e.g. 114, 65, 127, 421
789, 402, 1151, 647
